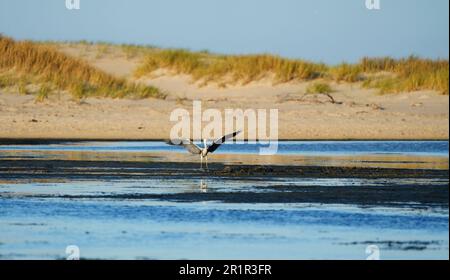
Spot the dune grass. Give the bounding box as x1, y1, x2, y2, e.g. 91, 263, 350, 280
135, 48, 448, 95
330, 63, 363, 83
0, 72, 15, 88
360, 56, 449, 95
120, 44, 157, 59
306, 82, 333, 94
0, 35, 165, 100
3, 36, 447, 97
35, 84, 51, 102
17, 80, 29, 95
135, 49, 327, 85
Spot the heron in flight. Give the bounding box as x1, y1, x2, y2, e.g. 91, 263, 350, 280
167, 130, 242, 169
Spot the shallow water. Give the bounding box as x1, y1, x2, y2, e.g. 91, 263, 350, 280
1, 140, 448, 170
1, 140, 448, 157
0, 141, 448, 259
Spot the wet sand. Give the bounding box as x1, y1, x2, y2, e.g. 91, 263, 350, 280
1, 158, 448, 208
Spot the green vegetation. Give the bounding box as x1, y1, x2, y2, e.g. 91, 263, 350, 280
35, 84, 51, 102
305, 82, 339, 104
0, 35, 165, 99
306, 82, 333, 94
135, 48, 449, 95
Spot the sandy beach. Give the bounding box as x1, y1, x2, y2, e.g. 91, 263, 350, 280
0, 43, 448, 140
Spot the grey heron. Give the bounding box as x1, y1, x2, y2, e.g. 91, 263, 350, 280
167, 130, 242, 169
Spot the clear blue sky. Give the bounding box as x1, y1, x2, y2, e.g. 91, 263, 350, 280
0, 0, 448, 64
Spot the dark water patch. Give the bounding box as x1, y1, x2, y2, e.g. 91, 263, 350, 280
338, 240, 444, 251
1, 160, 448, 180
6, 184, 447, 208
8, 222, 47, 226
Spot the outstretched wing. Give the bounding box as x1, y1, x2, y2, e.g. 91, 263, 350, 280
207, 130, 242, 154
166, 139, 202, 155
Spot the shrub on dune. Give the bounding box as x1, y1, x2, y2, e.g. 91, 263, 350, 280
306, 82, 333, 94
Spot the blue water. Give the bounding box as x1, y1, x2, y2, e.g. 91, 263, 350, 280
2, 199, 448, 231
0, 195, 448, 260
0, 141, 448, 259
0, 141, 448, 157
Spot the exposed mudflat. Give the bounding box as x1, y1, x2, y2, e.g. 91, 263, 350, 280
0, 159, 448, 207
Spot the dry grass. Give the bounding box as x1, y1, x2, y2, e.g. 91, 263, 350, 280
135, 48, 448, 95
4, 36, 447, 96
121, 44, 156, 59
17, 80, 29, 95
360, 56, 449, 95
0, 35, 165, 100
135, 49, 326, 85
0, 72, 15, 88
331, 63, 363, 82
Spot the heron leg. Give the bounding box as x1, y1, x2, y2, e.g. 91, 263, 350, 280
200, 155, 203, 169
205, 156, 209, 170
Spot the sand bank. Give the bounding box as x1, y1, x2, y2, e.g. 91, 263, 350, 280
0, 43, 448, 140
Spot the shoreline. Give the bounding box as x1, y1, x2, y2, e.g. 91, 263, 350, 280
0, 138, 448, 144
1, 141, 448, 170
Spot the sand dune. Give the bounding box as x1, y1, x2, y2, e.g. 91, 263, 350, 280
0, 43, 448, 140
